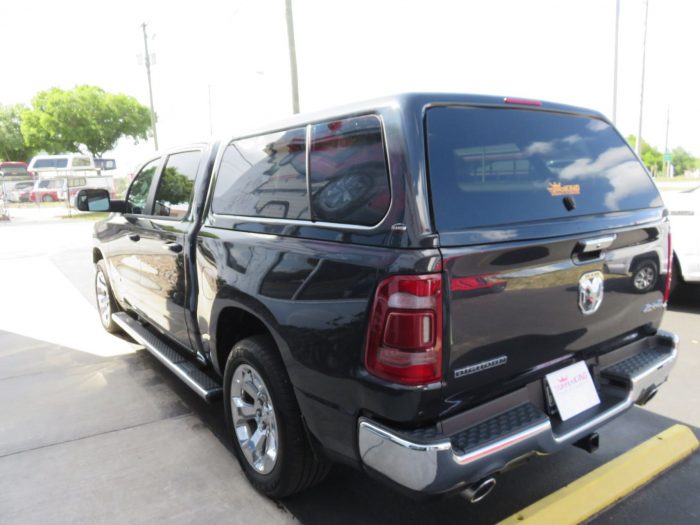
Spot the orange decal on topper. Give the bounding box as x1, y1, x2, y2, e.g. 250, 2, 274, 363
547, 181, 581, 197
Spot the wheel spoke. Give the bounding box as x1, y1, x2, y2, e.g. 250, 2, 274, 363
252, 427, 266, 457
233, 397, 256, 419
241, 378, 259, 400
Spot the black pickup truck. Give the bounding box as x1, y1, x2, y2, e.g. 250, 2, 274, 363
79, 93, 678, 501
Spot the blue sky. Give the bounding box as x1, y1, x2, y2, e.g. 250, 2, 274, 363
3, 0, 698, 167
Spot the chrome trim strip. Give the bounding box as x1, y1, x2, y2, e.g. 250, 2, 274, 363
453, 420, 551, 465
359, 420, 452, 452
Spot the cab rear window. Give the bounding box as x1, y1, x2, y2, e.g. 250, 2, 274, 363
425, 107, 662, 232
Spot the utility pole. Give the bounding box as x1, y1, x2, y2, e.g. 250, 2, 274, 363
635, 0, 649, 157
612, 0, 620, 124
141, 22, 159, 150
285, 0, 300, 114
208, 84, 213, 136
664, 106, 670, 177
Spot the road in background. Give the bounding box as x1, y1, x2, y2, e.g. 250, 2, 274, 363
0, 218, 697, 524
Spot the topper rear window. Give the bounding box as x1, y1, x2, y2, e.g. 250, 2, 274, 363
425, 107, 662, 231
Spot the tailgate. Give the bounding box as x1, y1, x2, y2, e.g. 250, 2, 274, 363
441, 222, 670, 400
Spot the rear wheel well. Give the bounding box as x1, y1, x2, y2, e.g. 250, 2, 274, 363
216, 307, 272, 374
93, 248, 104, 264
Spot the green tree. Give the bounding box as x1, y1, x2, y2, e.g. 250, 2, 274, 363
21, 85, 152, 158
626, 135, 663, 175
670, 147, 694, 177
0, 104, 37, 162
156, 167, 193, 204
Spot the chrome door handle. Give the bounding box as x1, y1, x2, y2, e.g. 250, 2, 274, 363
577, 235, 616, 253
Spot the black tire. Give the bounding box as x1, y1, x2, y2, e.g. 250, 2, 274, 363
95, 260, 122, 334
223, 335, 330, 498
670, 257, 682, 296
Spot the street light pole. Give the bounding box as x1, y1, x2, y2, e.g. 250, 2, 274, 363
612, 0, 620, 124
141, 22, 159, 150
664, 106, 670, 177
635, 0, 649, 157
285, 0, 300, 114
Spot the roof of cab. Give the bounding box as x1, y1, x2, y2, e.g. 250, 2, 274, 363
224, 92, 609, 142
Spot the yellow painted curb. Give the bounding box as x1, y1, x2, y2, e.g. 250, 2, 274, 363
498, 424, 699, 525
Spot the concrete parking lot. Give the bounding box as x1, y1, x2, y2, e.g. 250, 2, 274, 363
1, 218, 698, 524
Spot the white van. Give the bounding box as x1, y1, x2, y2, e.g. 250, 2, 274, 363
28, 154, 99, 178
58, 175, 116, 207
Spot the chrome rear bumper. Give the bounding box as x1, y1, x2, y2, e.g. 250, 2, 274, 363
358, 331, 678, 494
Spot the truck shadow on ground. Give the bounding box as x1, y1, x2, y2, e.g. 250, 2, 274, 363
142, 350, 688, 525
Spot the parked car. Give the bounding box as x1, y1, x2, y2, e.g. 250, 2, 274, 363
0, 161, 29, 178
8, 181, 35, 202
78, 93, 678, 501
663, 186, 700, 287
27, 154, 98, 179
30, 178, 64, 202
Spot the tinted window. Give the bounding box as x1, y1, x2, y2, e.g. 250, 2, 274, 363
36, 179, 62, 189
95, 159, 116, 170
0, 165, 27, 175
309, 116, 390, 226
426, 107, 662, 231
68, 177, 87, 188
212, 128, 308, 220
71, 157, 91, 167
33, 158, 68, 169
153, 151, 201, 218
126, 158, 159, 214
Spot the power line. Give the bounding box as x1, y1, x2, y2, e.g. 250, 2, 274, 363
635, 0, 649, 157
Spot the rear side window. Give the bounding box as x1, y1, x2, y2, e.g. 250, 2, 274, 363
71, 157, 92, 167
33, 158, 68, 169
153, 150, 201, 218
309, 115, 390, 226
212, 128, 308, 220
426, 107, 662, 231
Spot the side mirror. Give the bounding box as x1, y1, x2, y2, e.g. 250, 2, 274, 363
76, 188, 111, 212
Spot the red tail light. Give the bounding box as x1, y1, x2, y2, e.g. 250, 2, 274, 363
364, 274, 443, 385
664, 232, 673, 304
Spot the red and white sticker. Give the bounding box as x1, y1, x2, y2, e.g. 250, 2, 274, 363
545, 361, 601, 421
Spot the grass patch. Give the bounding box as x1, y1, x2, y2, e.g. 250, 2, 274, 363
60, 212, 109, 220
653, 176, 700, 182
7, 201, 67, 208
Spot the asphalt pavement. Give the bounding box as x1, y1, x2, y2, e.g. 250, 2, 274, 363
0, 218, 698, 524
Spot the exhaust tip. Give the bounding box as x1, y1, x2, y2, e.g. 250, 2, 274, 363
637, 387, 659, 406
463, 477, 497, 503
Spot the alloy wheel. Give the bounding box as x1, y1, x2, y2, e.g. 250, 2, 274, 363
230, 364, 279, 474
95, 270, 111, 326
